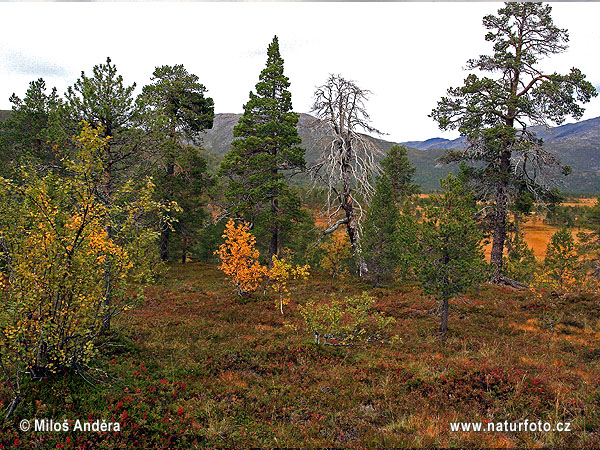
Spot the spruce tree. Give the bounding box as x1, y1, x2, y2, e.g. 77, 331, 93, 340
219, 36, 305, 265
542, 227, 579, 293
381, 145, 420, 203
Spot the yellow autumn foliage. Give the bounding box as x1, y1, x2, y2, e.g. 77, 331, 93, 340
318, 230, 351, 278
0, 122, 166, 382
268, 255, 310, 315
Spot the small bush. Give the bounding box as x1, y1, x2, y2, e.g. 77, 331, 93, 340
298, 292, 398, 346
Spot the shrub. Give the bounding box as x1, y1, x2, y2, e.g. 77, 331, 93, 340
298, 292, 397, 346
267, 255, 309, 315
0, 124, 163, 416
215, 219, 267, 295
316, 231, 352, 278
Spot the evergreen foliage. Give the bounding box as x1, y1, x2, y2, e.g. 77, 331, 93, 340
503, 231, 537, 285
418, 175, 487, 332
362, 145, 419, 285
431, 2, 597, 283
0, 79, 68, 176
540, 226, 579, 293
381, 145, 420, 202
138, 64, 215, 261
220, 36, 305, 264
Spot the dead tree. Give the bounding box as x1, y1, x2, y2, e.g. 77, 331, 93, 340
310, 74, 382, 278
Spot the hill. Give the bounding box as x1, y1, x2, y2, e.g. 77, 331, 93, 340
202, 113, 600, 193
400, 116, 600, 193
4, 109, 600, 193
201, 113, 454, 191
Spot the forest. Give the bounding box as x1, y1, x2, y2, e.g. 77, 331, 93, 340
0, 2, 599, 448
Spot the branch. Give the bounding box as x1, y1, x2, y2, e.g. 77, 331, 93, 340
322, 217, 349, 235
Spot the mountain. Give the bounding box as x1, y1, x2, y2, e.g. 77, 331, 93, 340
3, 108, 600, 193
201, 113, 454, 191
401, 116, 600, 192
202, 113, 600, 193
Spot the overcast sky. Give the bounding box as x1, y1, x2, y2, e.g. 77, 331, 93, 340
1, 2, 599, 142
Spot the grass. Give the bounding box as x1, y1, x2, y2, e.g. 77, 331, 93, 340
1, 262, 599, 448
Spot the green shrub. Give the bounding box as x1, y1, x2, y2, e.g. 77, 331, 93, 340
298, 292, 398, 346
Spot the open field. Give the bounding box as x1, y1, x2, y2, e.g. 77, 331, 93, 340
1, 263, 599, 448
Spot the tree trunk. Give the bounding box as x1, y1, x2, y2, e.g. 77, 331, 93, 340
268, 196, 278, 268
340, 141, 367, 277
160, 227, 170, 262
440, 296, 449, 333
490, 151, 511, 284
181, 236, 187, 264
102, 159, 113, 331
160, 161, 175, 262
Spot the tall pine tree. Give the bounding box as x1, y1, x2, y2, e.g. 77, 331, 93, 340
138, 64, 215, 261
219, 36, 305, 265
431, 3, 597, 285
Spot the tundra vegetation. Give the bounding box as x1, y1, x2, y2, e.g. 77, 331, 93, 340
0, 4, 599, 448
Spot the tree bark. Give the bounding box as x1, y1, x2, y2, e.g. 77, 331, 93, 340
102, 156, 113, 331
340, 140, 367, 277
490, 179, 509, 284
159, 161, 175, 262
440, 296, 449, 333
268, 195, 279, 268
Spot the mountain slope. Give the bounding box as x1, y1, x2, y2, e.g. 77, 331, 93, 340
202, 113, 600, 193
201, 113, 455, 191
4, 109, 600, 193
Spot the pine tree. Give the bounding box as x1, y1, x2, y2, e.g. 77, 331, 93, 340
431, 3, 597, 284
65, 58, 144, 330
0, 79, 68, 176
419, 175, 486, 333
138, 64, 215, 261
504, 231, 537, 285
219, 36, 305, 266
65, 57, 142, 209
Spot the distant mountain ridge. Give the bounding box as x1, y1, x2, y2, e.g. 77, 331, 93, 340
202, 113, 600, 193
3, 109, 600, 193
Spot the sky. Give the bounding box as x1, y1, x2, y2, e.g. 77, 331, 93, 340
1, 2, 600, 143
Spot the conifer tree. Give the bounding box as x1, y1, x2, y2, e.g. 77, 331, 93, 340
65, 58, 144, 329
431, 3, 597, 285
0, 79, 68, 176
362, 175, 403, 285
504, 231, 537, 285
65, 57, 143, 210
381, 145, 420, 203
362, 146, 419, 284
541, 226, 579, 293
220, 36, 305, 265
418, 175, 486, 333
138, 64, 214, 261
